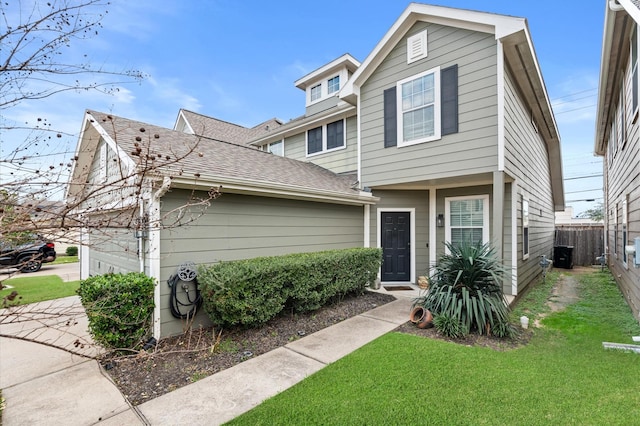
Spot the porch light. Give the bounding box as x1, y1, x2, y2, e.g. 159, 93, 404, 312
436, 214, 444, 227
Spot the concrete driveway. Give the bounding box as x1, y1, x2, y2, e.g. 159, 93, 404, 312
1, 261, 80, 282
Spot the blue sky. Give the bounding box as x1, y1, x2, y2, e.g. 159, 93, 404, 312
2, 0, 605, 215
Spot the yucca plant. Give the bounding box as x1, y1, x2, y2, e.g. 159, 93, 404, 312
415, 240, 510, 337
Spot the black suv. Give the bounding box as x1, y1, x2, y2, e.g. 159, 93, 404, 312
0, 240, 57, 273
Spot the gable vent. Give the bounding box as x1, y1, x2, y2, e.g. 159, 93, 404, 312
407, 30, 428, 64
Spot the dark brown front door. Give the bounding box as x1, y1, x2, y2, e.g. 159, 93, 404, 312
381, 212, 410, 282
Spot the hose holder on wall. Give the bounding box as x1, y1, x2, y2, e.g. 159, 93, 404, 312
168, 261, 202, 319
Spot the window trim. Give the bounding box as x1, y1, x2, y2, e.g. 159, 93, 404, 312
310, 84, 322, 103
632, 24, 638, 118
327, 75, 340, 94
305, 119, 346, 157
623, 196, 628, 268
522, 196, 530, 260
396, 66, 441, 147
614, 202, 619, 259
267, 139, 284, 156
444, 194, 490, 254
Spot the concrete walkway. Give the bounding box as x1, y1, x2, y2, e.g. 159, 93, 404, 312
0, 289, 416, 425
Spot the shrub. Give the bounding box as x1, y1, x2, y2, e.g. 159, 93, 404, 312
432, 312, 467, 339
66, 246, 78, 256
198, 248, 382, 328
77, 272, 155, 350
415, 240, 511, 336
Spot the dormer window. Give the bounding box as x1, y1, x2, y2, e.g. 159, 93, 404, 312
328, 76, 340, 94
310, 84, 322, 102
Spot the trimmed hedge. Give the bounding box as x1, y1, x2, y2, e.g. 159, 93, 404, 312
77, 272, 155, 350
198, 248, 382, 328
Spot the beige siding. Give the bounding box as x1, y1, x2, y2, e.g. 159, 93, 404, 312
306, 96, 340, 116
503, 68, 555, 295
368, 190, 430, 282
604, 50, 640, 321
282, 116, 358, 174
159, 190, 365, 337
360, 22, 499, 187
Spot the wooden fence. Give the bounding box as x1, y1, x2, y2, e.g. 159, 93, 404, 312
554, 225, 604, 267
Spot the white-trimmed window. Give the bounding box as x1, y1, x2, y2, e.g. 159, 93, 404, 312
306, 119, 345, 156
397, 66, 441, 146
522, 197, 530, 260
327, 75, 340, 94
445, 195, 490, 252
310, 84, 322, 102
623, 197, 628, 267
632, 25, 638, 115
614, 203, 619, 258
267, 140, 284, 156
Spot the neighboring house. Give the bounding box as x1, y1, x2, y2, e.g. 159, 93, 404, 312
69, 3, 564, 338
555, 207, 603, 226
595, 0, 640, 321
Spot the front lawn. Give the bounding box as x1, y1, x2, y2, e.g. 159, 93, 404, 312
228, 270, 640, 425
0, 275, 80, 306
52, 255, 79, 264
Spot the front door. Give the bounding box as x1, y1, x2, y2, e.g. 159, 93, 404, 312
381, 212, 411, 282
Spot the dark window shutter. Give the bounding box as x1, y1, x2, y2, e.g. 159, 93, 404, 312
384, 86, 397, 147
307, 126, 323, 154
441, 64, 458, 136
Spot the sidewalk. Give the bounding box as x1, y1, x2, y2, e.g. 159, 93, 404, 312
0, 290, 415, 425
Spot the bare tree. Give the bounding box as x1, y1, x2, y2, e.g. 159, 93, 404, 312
0, 0, 145, 109
0, 1, 221, 356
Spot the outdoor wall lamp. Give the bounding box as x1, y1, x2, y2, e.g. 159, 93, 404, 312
436, 214, 444, 227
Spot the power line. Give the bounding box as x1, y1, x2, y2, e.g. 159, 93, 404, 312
564, 174, 603, 181
550, 87, 598, 102
554, 104, 596, 115
565, 188, 603, 194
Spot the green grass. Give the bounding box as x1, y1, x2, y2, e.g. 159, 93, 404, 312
51, 255, 79, 264
228, 270, 640, 425
0, 275, 80, 305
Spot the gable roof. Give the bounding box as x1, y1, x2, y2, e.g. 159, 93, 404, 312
595, 0, 640, 155
175, 109, 283, 146
339, 2, 564, 211
68, 110, 376, 206
294, 54, 361, 90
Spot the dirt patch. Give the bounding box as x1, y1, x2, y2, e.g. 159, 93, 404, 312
104, 291, 396, 406
394, 321, 534, 350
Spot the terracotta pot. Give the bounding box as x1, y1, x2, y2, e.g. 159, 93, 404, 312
409, 306, 433, 328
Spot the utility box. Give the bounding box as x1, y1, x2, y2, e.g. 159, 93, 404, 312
554, 245, 574, 269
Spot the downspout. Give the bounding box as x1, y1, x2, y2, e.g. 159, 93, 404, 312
150, 176, 171, 339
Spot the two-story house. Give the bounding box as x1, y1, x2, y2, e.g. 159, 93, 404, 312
595, 0, 640, 321
69, 3, 564, 338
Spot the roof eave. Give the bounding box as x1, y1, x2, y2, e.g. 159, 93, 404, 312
169, 175, 379, 206
248, 103, 356, 146
594, 1, 636, 156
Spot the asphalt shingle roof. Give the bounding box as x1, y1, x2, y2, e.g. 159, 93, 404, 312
86, 110, 361, 199
179, 110, 282, 145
